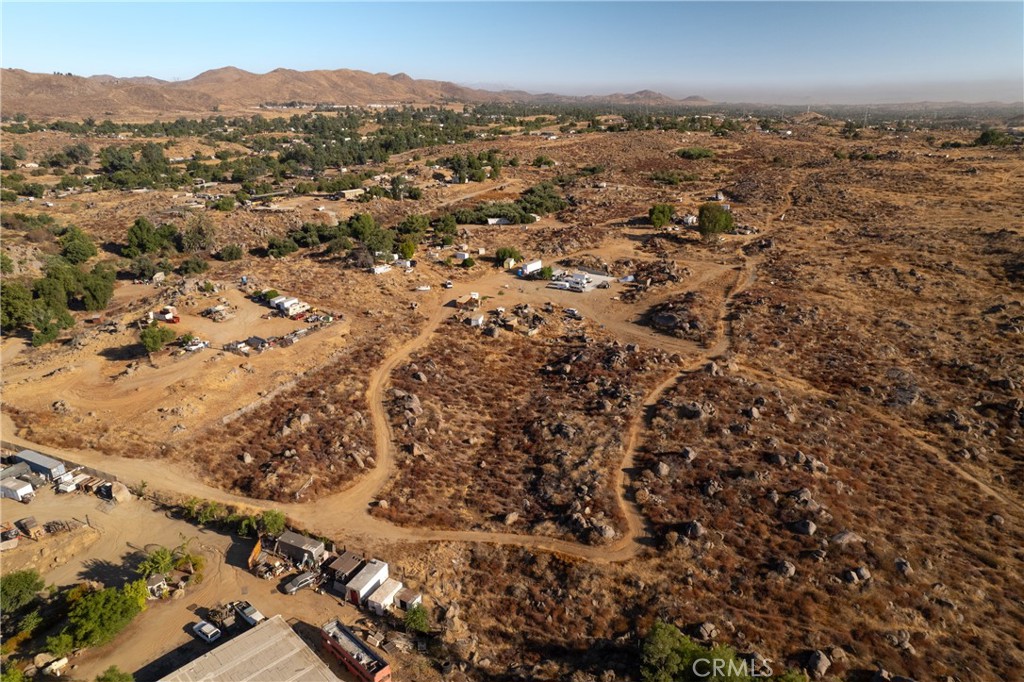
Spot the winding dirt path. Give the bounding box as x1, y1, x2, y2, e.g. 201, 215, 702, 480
1, 231, 769, 564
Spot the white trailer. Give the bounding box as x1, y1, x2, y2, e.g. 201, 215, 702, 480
283, 301, 310, 317
519, 260, 543, 277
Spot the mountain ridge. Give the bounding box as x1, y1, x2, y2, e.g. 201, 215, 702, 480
1, 66, 707, 119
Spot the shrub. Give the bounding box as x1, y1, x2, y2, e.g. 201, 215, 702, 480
698, 202, 734, 241
648, 204, 675, 228
216, 244, 243, 261
676, 146, 714, 160
178, 256, 209, 275
267, 236, 299, 258
140, 323, 176, 353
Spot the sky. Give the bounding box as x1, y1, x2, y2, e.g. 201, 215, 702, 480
2, 1, 1022, 104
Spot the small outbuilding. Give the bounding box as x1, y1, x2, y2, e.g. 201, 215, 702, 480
1, 479, 34, 503
1, 462, 31, 481
395, 587, 422, 611
14, 450, 66, 480
367, 578, 403, 616
271, 530, 325, 569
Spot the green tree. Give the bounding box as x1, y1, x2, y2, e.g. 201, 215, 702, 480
59, 226, 98, 264
66, 581, 147, 647
140, 323, 176, 353
126, 256, 157, 280
698, 202, 734, 241
259, 510, 287, 537
124, 218, 162, 258
45, 632, 75, 657
0, 282, 34, 332
1, 252, 14, 274
495, 247, 523, 263
538, 265, 554, 280
137, 546, 175, 578
95, 666, 133, 682
178, 215, 216, 253
648, 204, 675, 228
399, 240, 416, 260
641, 620, 691, 682
80, 264, 116, 311
0, 570, 44, 616
461, 257, 476, 268
216, 244, 243, 261
404, 603, 429, 633
397, 214, 430, 236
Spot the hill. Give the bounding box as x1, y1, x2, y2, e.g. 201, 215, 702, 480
1, 66, 706, 119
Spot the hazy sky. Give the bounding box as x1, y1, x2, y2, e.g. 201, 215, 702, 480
2, 1, 1021, 104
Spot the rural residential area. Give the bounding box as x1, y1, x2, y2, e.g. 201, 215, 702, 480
0, 3, 1021, 682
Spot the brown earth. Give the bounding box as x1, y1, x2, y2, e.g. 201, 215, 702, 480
2, 123, 1023, 680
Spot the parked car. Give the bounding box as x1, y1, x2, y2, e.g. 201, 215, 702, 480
192, 620, 222, 643
283, 571, 317, 595
234, 600, 266, 626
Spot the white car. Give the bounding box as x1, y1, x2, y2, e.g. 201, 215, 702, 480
234, 600, 266, 627
193, 620, 222, 643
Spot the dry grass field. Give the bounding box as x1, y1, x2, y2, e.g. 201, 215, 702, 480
2, 115, 1022, 681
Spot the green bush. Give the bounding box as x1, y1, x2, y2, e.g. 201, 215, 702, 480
698, 202, 734, 241
648, 204, 675, 228
676, 147, 714, 160
140, 323, 176, 353
267, 236, 299, 258
217, 244, 243, 261
178, 256, 209, 275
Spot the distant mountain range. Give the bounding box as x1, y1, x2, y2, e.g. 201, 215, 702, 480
1, 67, 712, 119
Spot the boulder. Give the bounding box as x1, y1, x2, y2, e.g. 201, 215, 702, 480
681, 447, 697, 463
895, 557, 913, 577
807, 650, 831, 679
656, 461, 671, 478
682, 520, 706, 539
775, 559, 796, 578
791, 519, 817, 536
412, 371, 428, 383
830, 530, 866, 547
504, 512, 519, 525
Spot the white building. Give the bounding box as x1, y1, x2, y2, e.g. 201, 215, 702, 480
1, 479, 33, 503
367, 578, 404, 615
344, 559, 389, 605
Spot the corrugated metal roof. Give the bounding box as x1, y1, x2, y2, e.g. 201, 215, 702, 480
161, 615, 338, 682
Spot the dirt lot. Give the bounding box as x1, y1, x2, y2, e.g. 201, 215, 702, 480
0, 486, 437, 682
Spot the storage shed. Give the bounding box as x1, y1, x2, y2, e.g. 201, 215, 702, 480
1, 479, 33, 503
1, 462, 31, 480
367, 578, 403, 616
395, 587, 422, 611
14, 450, 66, 480
271, 530, 325, 569
345, 559, 389, 605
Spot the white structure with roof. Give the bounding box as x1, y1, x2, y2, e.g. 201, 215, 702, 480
367, 578, 403, 616
161, 614, 337, 682
344, 559, 389, 605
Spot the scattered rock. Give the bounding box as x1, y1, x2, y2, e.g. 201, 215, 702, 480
298, 412, 311, 426
680, 447, 697, 463
241, 452, 253, 465
656, 461, 671, 478
695, 621, 718, 641
895, 557, 913, 576
412, 371, 428, 383
504, 512, 519, 525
